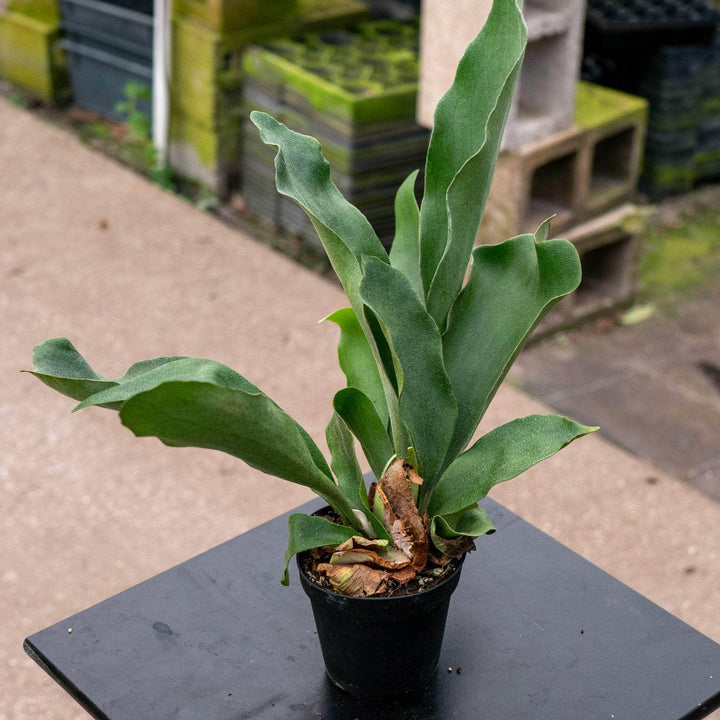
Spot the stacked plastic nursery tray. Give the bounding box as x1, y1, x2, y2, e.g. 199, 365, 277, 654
168, 0, 368, 194
58, 0, 154, 121
583, 0, 720, 198
584, 0, 719, 49
640, 39, 720, 197
240, 20, 429, 248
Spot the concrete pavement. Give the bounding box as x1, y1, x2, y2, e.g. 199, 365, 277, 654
2, 96, 720, 719
515, 288, 720, 503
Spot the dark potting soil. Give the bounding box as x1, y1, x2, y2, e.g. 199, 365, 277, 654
299, 550, 462, 598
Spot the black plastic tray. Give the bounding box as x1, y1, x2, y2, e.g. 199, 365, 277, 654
586, 0, 719, 49
61, 38, 152, 121
59, 0, 153, 52
63, 19, 152, 61
24, 498, 720, 720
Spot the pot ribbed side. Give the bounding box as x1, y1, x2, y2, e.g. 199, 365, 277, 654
298, 553, 464, 698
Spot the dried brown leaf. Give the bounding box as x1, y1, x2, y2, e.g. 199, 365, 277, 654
377, 459, 429, 571
317, 562, 389, 596
334, 536, 387, 552
435, 536, 476, 560
367, 481, 377, 514
317, 561, 418, 596
390, 566, 418, 585
330, 546, 411, 569
407, 465, 423, 485
428, 550, 453, 567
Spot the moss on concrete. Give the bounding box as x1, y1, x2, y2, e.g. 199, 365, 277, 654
170, 110, 241, 168
172, 0, 297, 33
0, 11, 67, 104
8, 0, 59, 24
640, 199, 720, 304
574, 81, 648, 131
173, 0, 367, 35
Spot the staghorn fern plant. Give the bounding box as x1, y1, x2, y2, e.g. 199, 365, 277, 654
26, 0, 595, 596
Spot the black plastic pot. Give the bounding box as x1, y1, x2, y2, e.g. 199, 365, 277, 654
298, 551, 463, 698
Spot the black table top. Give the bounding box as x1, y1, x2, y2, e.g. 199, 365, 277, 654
25, 499, 720, 720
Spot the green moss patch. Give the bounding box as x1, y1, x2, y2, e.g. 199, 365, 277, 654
640, 201, 720, 304
574, 81, 648, 131
0, 11, 67, 104
8, 0, 59, 24
172, 0, 297, 33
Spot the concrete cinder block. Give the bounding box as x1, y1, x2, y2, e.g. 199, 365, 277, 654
169, 110, 242, 194
503, 0, 586, 149
417, 0, 492, 128
0, 10, 68, 103
575, 82, 648, 216
8, 0, 59, 24
480, 125, 584, 244
477, 82, 648, 244
418, 0, 586, 149
169, 17, 260, 130
533, 204, 642, 339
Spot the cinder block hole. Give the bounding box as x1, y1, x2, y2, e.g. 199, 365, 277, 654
590, 127, 635, 193
524, 0, 566, 12
575, 236, 635, 310
526, 151, 576, 230
516, 34, 567, 122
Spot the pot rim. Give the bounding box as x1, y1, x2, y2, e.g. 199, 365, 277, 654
296, 549, 465, 603
298, 504, 466, 602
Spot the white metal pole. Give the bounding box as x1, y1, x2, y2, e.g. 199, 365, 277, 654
152, 0, 170, 166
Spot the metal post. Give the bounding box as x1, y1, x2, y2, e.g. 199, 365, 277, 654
152, 0, 170, 166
